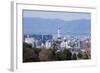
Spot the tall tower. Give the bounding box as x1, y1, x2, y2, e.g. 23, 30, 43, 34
57, 24, 61, 38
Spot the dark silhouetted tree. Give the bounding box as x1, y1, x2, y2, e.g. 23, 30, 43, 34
72, 53, 77, 60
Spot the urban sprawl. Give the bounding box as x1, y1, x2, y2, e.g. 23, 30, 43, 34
23, 24, 91, 62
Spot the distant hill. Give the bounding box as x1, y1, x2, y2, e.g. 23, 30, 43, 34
23, 17, 91, 35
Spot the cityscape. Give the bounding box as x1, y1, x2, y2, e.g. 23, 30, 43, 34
23, 10, 91, 62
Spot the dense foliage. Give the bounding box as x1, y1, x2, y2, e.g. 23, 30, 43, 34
23, 42, 90, 62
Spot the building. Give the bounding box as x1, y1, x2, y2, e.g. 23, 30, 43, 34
45, 40, 52, 49
24, 34, 36, 48
24, 24, 91, 52
60, 37, 71, 49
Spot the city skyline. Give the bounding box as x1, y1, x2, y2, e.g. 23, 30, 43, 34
23, 10, 91, 62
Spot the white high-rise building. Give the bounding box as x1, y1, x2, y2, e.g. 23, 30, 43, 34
45, 40, 52, 49
24, 34, 36, 47
60, 40, 71, 49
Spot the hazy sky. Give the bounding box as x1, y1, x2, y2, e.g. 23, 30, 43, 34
23, 10, 91, 35
23, 10, 91, 21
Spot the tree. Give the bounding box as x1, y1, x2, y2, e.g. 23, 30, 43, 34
23, 42, 32, 48
77, 52, 83, 59
48, 48, 57, 60
23, 47, 39, 62
82, 52, 89, 59
77, 51, 89, 59
32, 48, 41, 55
39, 49, 50, 61
23, 42, 40, 62
72, 53, 77, 60
63, 49, 72, 60
55, 49, 72, 60
56, 51, 63, 60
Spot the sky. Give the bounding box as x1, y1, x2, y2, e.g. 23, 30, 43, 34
23, 10, 91, 36
23, 10, 91, 21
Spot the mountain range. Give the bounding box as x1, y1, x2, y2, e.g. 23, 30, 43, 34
23, 17, 91, 35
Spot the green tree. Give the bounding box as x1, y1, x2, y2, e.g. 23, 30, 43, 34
83, 52, 89, 59
63, 49, 72, 60
23, 42, 32, 48
56, 51, 63, 60
32, 48, 41, 55
48, 48, 58, 60
77, 52, 83, 59
55, 49, 72, 60
23, 42, 40, 62
72, 53, 77, 60
23, 47, 39, 62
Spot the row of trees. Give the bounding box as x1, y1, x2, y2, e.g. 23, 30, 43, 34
23, 42, 90, 62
